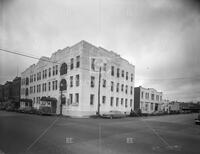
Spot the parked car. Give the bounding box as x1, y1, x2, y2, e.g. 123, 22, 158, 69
38, 106, 54, 115
102, 110, 126, 119
195, 113, 200, 125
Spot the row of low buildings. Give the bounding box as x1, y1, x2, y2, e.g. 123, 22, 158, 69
1, 40, 198, 117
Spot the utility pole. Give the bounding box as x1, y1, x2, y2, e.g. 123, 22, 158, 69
97, 66, 101, 116
60, 83, 63, 116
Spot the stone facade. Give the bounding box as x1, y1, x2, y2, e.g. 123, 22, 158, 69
134, 86, 163, 114
20, 40, 135, 117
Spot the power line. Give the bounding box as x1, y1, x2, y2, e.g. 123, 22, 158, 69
1, 47, 200, 81
0, 48, 59, 64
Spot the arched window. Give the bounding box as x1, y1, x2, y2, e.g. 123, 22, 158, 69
60, 79, 67, 91
60, 63, 68, 75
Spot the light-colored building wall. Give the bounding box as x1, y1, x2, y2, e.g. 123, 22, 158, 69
135, 86, 163, 114
20, 40, 135, 117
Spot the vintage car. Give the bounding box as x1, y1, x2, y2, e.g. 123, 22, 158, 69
102, 110, 126, 119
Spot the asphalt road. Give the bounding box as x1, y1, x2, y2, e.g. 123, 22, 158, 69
0, 111, 199, 154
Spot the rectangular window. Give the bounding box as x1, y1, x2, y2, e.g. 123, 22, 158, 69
117, 68, 120, 78
91, 58, 95, 71
121, 84, 124, 92
152, 94, 155, 100
125, 85, 128, 94
91, 76, 95, 87
141, 92, 144, 99
75, 93, 79, 104
48, 82, 51, 91
70, 58, 74, 70
116, 83, 119, 92
151, 103, 154, 110
42, 70, 45, 79
145, 103, 148, 111
76, 56, 80, 68
130, 86, 133, 95
52, 81, 54, 90
121, 98, 124, 105
49, 68, 51, 77
69, 94, 73, 104
116, 97, 119, 107
53, 66, 55, 76
34, 86, 35, 93
125, 99, 128, 108
70, 76, 73, 87
122, 70, 124, 77
34, 74, 36, 82
102, 79, 106, 88
55, 80, 57, 90
126, 72, 128, 80
111, 81, 114, 92
103, 63, 106, 71
111, 66, 114, 76
130, 99, 132, 107
131, 73, 133, 82
90, 94, 94, 105
110, 97, 113, 106
102, 96, 106, 104
76, 74, 80, 87
45, 69, 47, 78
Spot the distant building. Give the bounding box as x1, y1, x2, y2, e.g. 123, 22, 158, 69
134, 86, 163, 114
4, 81, 12, 101
168, 101, 180, 113
161, 99, 170, 112
0, 85, 4, 102
180, 102, 200, 112
20, 40, 135, 116
11, 77, 21, 103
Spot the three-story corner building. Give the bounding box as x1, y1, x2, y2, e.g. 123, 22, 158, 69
134, 86, 163, 114
20, 40, 135, 117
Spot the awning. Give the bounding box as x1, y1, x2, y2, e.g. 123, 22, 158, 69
20, 98, 32, 103
40, 96, 57, 102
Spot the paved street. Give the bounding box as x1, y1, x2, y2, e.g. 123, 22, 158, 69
0, 111, 199, 154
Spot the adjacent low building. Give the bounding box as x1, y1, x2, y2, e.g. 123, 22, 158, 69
134, 86, 163, 114
20, 40, 135, 117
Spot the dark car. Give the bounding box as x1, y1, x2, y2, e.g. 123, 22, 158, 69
38, 106, 54, 115
195, 113, 200, 125
102, 110, 126, 119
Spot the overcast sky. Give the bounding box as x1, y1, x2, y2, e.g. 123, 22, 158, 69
0, 0, 200, 102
